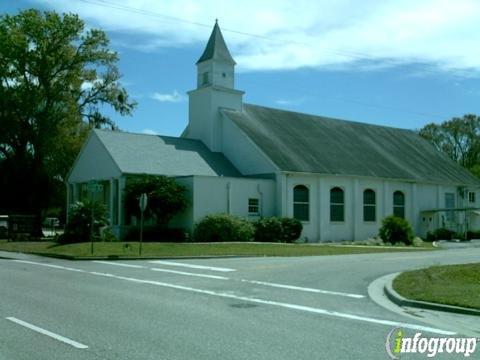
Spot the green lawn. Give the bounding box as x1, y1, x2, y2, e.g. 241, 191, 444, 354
0, 240, 435, 259
393, 263, 480, 310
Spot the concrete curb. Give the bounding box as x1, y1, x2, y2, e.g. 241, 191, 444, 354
384, 273, 480, 317
0, 250, 261, 261
63, 255, 261, 261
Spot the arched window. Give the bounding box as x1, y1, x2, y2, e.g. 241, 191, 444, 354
363, 189, 376, 222
393, 191, 405, 218
293, 185, 309, 221
330, 187, 344, 222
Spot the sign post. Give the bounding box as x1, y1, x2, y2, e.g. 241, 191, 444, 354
88, 180, 104, 255
139, 193, 148, 256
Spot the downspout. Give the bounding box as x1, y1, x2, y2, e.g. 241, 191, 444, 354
285, 173, 289, 217
257, 184, 263, 216
227, 182, 231, 214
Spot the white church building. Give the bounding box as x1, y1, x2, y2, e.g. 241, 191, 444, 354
67, 22, 480, 241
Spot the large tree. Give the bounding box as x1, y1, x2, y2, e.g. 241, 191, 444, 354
419, 114, 480, 176
0, 9, 135, 217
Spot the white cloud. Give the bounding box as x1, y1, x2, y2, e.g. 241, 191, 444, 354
141, 128, 158, 135
150, 90, 185, 103
275, 98, 306, 106
37, 0, 480, 74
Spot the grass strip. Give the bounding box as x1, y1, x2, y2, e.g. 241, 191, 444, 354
393, 263, 480, 310
0, 240, 435, 259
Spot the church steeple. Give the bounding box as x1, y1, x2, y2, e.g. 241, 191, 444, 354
196, 21, 236, 89
196, 20, 236, 65
185, 20, 244, 152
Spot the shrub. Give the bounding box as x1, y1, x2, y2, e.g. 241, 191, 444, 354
125, 226, 186, 242
425, 231, 436, 242
426, 228, 456, 241
60, 200, 108, 243
254, 217, 283, 242
252, 217, 303, 243
125, 175, 187, 226
378, 215, 414, 245
194, 214, 254, 242
100, 227, 118, 242
435, 228, 456, 240
280, 217, 303, 243
467, 230, 480, 240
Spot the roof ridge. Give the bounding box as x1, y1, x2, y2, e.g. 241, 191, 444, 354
94, 128, 203, 142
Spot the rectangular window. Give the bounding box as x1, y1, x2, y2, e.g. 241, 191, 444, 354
80, 183, 88, 202
469, 191, 476, 204
248, 198, 259, 215
393, 207, 405, 219
364, 206, 376, 222
294, 204, 309, 221
293, 185, 310, 221
445, 193, 455, 222
363, 189, 376, 222
330, 204, 344, 222
330, 187, 345, 222
393, 191, 405, 219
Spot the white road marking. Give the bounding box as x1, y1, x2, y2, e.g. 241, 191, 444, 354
86, 272, 455, 336
14, 260, 86, 273
149, 260, 235, 272
240, 279, 365, 299
12, 260, 453, 335
151, 268, 229, 280
92, 260, 363, 298
92, 261, 145, 269
6, 317, 88, 349
91, 260, 228, 279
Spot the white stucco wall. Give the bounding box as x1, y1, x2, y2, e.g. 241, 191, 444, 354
197, 60, 235, 89
281, 172, 479, 242
191, 176, 276, 228
68, 132, 122, 183
186, 86, 243, 152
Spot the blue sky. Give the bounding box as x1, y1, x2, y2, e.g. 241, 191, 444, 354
3, 0, 480, 136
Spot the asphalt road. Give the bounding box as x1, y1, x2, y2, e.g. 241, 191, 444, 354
1, 247, 479, 360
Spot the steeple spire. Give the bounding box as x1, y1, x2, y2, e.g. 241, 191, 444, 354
186, 20, 244, 152
196, 21, 236, 65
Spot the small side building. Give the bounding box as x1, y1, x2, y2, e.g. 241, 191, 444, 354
66, 130, 275, 238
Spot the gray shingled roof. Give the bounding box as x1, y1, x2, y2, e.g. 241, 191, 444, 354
94, 129, 241, 177
222, 104, 480, 186
196, 22, 236, 65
